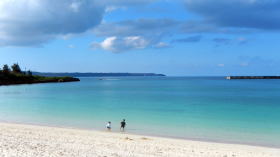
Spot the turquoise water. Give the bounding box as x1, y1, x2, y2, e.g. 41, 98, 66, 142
0, 77, 280, 147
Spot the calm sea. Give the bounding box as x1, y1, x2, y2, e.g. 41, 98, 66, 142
0, 77, 279, 147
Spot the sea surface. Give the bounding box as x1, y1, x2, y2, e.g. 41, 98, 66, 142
0, 77, 279, 147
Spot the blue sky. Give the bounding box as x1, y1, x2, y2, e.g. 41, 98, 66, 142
0, 0, 280, 76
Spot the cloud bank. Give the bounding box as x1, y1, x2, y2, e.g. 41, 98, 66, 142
1, 0, 280, 53
185, 0, 280, 30
0, 0, 154, 47
0, 0, 105, 46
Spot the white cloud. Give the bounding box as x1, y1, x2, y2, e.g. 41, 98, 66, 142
92, 36, 150, 53
154, 42, 170, 48
0, 0, 104, 46
92, 18, 178, 52
0, 0, 155, 47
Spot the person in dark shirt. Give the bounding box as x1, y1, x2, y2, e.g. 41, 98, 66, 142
120, 119, 126, 131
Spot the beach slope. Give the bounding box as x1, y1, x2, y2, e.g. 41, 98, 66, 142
0, 123, 279, 157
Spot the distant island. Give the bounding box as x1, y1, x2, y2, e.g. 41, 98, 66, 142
226, 76, 280, 79
0, 64, 80, 86
33, 72, 166, 77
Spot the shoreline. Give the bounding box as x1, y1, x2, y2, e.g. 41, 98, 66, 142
1, 120, 279, 149
0, 122, 279, 157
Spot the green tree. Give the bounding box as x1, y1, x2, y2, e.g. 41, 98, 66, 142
27, 70, 32, 76
2, 64, 10, 74
11, 63, 21, 73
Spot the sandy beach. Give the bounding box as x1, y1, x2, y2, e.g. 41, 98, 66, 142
0, 123, 279, 157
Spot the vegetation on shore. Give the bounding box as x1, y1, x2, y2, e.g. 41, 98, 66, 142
0, 64, 80, 86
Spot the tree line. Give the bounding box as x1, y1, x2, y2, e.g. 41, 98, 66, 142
0, 63, 32, 76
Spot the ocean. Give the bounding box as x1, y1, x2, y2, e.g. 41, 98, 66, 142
0, 77, 279, 147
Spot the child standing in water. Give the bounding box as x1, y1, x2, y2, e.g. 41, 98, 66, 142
106, 121, 111, 131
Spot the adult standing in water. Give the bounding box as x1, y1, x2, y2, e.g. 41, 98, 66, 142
120, 119, 126, 132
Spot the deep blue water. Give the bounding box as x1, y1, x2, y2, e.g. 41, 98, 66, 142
0, 77, 279, 147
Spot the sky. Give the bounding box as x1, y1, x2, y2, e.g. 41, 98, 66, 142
0, 0, 280, 76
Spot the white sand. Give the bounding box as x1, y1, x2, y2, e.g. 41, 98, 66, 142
0, 123, 279, 157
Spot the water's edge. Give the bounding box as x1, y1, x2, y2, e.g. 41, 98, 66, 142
1, 120, 279, 149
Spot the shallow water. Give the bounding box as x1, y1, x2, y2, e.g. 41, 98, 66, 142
0, 77, 279, 147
